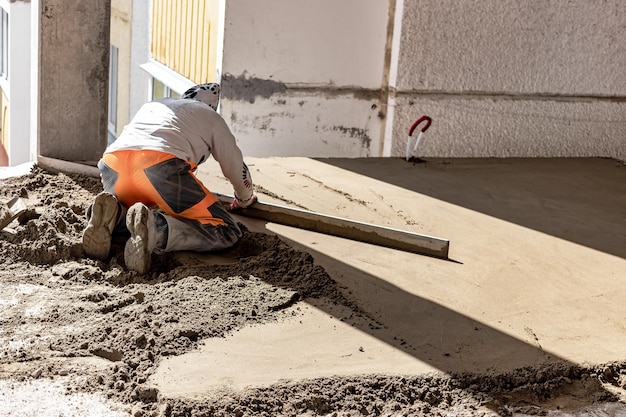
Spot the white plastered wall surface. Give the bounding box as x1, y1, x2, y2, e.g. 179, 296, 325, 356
391, 0, 626, 160
220, 0, 625, 160
220, 0, 389, 158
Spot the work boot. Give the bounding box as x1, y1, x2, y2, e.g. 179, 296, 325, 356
82, 192, 120, 261
124, 203, 158, 274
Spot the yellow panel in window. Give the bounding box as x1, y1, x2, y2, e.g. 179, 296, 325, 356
200, 8, 210, 83
151, 0, 217, 83
183, 0, 194, 79
194, 0, 206, 83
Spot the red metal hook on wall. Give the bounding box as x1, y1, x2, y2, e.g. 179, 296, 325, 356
406, 115, 432, 161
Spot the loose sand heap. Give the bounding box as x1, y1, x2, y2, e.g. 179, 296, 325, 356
0, 166, 625, 417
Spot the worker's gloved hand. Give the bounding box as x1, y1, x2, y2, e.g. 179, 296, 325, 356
229, 194, 257, 211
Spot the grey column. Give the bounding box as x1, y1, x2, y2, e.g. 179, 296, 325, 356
38, 0, 111, 163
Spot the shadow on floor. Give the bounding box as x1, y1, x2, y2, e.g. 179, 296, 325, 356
276, 233, 561, 375
224, 158, 626, 407
224, 157, 626, 376
229, 218, 617, 412
314, 157, 626, 259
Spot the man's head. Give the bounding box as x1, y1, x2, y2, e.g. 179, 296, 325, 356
181, 83, 221, 111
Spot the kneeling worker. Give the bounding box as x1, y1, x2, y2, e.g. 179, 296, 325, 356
82, 83, 257, 274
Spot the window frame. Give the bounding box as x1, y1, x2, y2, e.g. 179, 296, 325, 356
140, 59, 194, 100
107, 44, 118, 144
0, 7, 9, 81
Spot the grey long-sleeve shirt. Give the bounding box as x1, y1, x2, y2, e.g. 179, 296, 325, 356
106, 98, 254, 202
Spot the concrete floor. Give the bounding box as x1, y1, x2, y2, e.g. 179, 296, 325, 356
150, 157, 626, 396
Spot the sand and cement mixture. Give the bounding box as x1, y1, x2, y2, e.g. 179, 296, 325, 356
0, 165, 625, 416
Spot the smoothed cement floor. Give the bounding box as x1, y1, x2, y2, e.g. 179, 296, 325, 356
150, 157, 626, 396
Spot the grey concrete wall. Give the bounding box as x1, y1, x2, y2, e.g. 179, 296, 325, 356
390, 0, 626, 161
38, 0, 110, 163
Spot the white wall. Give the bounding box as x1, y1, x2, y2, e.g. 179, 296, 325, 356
0, 0, 31, 166
30, 0, 39, 164
221, 0, 390, 157
220, 0, 625, 161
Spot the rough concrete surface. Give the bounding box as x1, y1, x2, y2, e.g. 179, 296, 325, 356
398, 0, 626, 96
390, 97, 626, 161
0, 157, 625, 416
38, 0, 110, 162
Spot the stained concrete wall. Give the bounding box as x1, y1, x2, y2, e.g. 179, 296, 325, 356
220, 1, 624, 160
221, 0, 390, 158
38, 0, 111, 163
389, 0, 626, 160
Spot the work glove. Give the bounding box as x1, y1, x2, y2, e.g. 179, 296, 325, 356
229, 193, 257, 211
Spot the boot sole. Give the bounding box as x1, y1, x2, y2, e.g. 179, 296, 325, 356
124, 203, 154, 274
82, 193, 118, 261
